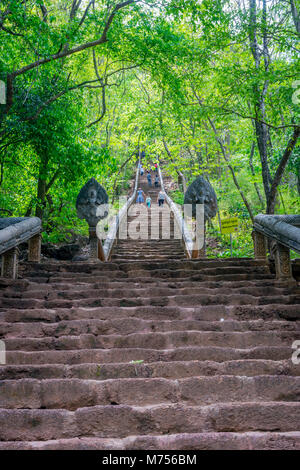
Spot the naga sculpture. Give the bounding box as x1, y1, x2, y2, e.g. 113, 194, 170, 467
184, 176, 218, 221
76, 178, 109, 261
76, 178, 109, 227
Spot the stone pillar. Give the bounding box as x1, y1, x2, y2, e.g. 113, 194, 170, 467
191, 246, 198, 258
274, 242, 293, 280
253, 230, 267, 259
98, 239, 105, 262
28, 233, 41, 262
192, 224, 206, 258
1, 247, 19, 279
89, 227, 98, 260
89, 227, 105, 261
192, 241, 206, 258
198, 233, 206, 258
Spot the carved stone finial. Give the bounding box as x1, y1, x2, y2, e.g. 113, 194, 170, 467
76, 178, 109, 227
184, 176, 218, 221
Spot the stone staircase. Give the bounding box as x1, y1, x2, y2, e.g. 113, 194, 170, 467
0, 170, 300, 450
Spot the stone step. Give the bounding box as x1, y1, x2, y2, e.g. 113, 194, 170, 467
2, 304, 298, 323
111, 255, 186, 260
2, 293, 298, 310
1, 318, 298, 339
19, 262, 269, 278
22, 273, 276, 284
0, 278, 289, 293
1, 376, 300, 410
116, 239, 183, 245
112, 247, 183, 252
0, 375, 300, 410
3, 330, 299, 352
20, 266, 270, 277
20, 267, 272, 281
2, 284, 294, 301
5, 345, 293, 365
111, 253, 186, 258
1, 359, 298, 381
1, 402, 300, 441
22, 258, 268, 271
1, 431, 299, 450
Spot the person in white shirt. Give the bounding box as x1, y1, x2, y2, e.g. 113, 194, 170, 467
157, 191, 165, 207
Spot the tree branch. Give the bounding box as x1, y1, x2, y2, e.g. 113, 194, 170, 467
9, 1, 136, 80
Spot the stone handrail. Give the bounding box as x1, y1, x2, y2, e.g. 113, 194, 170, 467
0, 217, 42, 278
157, 165, 194, 259
102, 160, 140, 261
253, 214, 300, 280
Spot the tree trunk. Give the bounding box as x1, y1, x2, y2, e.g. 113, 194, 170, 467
267, 126, 300, 214
162, 137, 187, 192
249, 141, 265, 209
111, 150, 136, 204
249, 0, 272, 203
290, 0, 300, 34
35, 178, 47, 219
35, 155, 48, 219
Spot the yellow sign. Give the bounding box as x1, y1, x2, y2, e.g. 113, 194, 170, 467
220, 217, 239, 234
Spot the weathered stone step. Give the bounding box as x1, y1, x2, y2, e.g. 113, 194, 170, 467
2, 284, 294, 302
1, 376, 300, 410
111, 256, 187, 261
112, 255, 186, 260
1, 431, 299, 450
20, 261, 269, 277
1, 278, 290, 295
2, 292, 299, 310
1, 359, 298, 381
112, 247, 183, 252
111, 255, 186, 260
22, 258, 268, 272
115, 247, 184, 253
1, 402, 300, 441
1, 318, 298, 339
5, 345, 293, 365
2, 304, 298, 324
20, 267, 272, 282
3, 330, 299, 352
112, 248, 184, 251
124, 266, 271, 277
116, 239, 183, 245
22, 272, 276, 284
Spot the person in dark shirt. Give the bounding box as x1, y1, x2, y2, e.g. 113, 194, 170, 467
147, 171, 152, 187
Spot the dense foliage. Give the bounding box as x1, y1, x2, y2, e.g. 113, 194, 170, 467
0, 0, 299, 254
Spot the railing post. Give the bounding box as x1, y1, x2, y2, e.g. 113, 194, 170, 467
253, 230, 267, 259
28, 233, 41, 262
191, 207, 206, 259
192, 230, 206, 258
89, 227, 98, 260
274, 242, 293, 280
199, 223, 206, 257
98, 239, 105, 261
89, 227, 105, 261
1, 247, 19, 279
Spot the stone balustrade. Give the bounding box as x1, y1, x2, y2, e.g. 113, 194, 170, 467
253, 214, 300, 281
0, 217, 42, 279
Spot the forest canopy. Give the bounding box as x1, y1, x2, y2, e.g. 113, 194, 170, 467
0, 0, 299, 255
